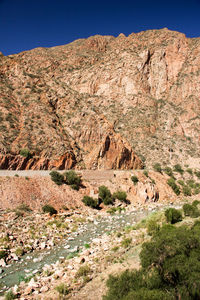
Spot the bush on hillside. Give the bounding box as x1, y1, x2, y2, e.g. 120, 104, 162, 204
64, 170, 81, 190
131, 175, 139, 185
182, 185, 192, 196
153, 163, 162, 173
82, 196, 99, 209
173, 164, 184, 175
50, 171, 64, 185
165, 208, 182, 224
164, 166, 174, 177
183, 203, 200, 218
112, 191, 127, 202
167, 178, 180, 195
42, 204, 57, 215
19, 148, 32, 159
98, 186, 113, 205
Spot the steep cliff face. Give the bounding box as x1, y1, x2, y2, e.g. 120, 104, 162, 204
0, 28, 200, 169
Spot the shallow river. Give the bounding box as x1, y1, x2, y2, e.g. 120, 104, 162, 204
0, 207, 155, 294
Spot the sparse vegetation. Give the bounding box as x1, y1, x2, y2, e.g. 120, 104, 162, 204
4, 290, 17, 300
75, 265, 91, 278
143, 170, 148, 177
121, 237, 132, 248
42, 204, 57, 215
0, 250, 7, 259
164, 166, 174, 177
55, 283, 69, 296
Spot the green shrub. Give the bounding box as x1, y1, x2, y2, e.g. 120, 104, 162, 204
173, 164, 184, 175
192, 200, 200, 206
186, 168, 193, 175
103, 196, 114, 205
167, 178, 180, 195
104, 224, 200, 300
183, 203, 200, 218
0, 250, 7, 259
165, 208, 182, 224
182, 185, 192, 196
121, 237, 132, 248
164, 166, 174, 177
131, 175, 139, 185
143, 170, 148, 177
75, 265, 91, 277
186, 179, 196, 188
64, 170, 81, 190
177, 179, 184, 186
99, 185, 111, 199
49, 171, 64, 185
55, 283, 69, 295
147, 219, 160, 236
19, 148, 32, 158
82, 196, 99, 209
4, 290, 17, 300
153, 163, 162, 173
15, 247, 24, 256
195, 170, 200, 179
17, 203, 32, 212
42, 204, 57, 215
98, 186, 113, 205
112, 191, 127, 202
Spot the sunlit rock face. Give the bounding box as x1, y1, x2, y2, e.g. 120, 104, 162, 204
0, 28, 200, 169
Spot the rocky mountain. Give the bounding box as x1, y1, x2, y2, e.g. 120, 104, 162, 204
0, 28, 200, 170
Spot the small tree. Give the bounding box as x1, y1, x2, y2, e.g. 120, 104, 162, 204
50, 171, 64, 185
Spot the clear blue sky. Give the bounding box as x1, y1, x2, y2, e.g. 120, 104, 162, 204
0, 0, 200, 55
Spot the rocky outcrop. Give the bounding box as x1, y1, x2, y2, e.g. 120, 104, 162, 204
0, 152, 76, 170
85, 129, 142, 170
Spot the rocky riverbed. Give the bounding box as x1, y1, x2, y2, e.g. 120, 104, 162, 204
0, 201, 180, 299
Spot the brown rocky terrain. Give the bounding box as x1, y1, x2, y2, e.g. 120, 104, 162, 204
0, 28, 200, 170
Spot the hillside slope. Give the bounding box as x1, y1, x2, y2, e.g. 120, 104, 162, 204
0, 28, 200, 169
